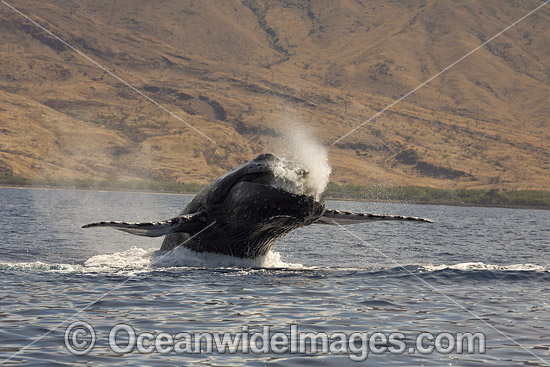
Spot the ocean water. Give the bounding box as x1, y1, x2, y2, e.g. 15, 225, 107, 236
0, 187, 549, 366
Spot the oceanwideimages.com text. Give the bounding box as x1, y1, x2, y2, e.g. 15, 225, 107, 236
65, 322, 486, 361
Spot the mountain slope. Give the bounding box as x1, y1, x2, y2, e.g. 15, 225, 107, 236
1, 0, 549, 190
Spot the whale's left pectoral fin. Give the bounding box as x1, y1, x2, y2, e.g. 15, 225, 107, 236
82, 212, 207, 237
315, 209, 433, 225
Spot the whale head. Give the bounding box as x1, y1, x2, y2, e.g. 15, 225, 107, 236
205, 153, 325, 225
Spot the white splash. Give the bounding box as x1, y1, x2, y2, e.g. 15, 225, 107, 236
271, 121, 331, 199
151, 246, 303, 269
0, 247, 304, 274
84, 246, 156, 271
422, 262, 548, 272
84, 246, 303, 270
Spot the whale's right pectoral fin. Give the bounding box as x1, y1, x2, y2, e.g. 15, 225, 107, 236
82, 212, 207, 237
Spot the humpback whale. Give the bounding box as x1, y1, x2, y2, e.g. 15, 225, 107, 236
83, 153, 432, 258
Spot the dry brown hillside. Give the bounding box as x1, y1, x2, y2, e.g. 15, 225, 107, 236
1, 0, 549, 190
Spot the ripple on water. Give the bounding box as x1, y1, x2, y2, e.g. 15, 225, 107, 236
1, 188, 550, 365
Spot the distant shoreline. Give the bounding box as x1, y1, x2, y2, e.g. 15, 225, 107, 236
1, 175, 549, 210
324, 183, 550, 210
0, 184, 198, 196
325, 195, 548, 210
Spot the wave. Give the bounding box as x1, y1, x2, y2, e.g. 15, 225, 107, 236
420, 262, 548, 272
1, 251, 547, 278
385, 262, 550, 282
0, 261, 80, 272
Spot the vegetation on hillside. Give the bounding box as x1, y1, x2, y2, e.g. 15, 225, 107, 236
2, 175, 548, 209
325, 183, 550, 209
0, 175, 204, 193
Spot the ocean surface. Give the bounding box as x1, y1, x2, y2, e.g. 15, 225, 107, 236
1, 187, 549, 366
